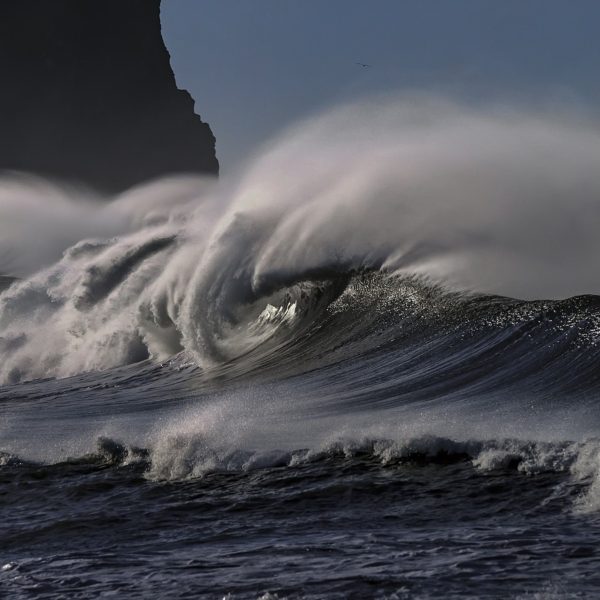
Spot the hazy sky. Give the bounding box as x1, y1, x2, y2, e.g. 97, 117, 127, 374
161, 0, 600, 172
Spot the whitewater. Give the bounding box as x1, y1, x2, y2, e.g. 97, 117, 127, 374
2, 97, 600, 598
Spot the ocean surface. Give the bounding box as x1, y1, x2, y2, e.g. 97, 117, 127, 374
2, 99, 600, 598
2, 271, 600, 599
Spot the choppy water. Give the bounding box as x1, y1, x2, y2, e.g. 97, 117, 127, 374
2, 272, 600, 599
3, 98, 600, 598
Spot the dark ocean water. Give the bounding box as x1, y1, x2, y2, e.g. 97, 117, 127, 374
2, 272, 600, 599
4, 100, 600, 598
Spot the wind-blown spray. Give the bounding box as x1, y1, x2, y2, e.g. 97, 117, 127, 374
2, 96, 600, 383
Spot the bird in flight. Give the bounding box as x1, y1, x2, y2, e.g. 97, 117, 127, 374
355, 62, 372, 68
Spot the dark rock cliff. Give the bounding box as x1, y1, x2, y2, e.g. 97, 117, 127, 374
0, 0, 218, 193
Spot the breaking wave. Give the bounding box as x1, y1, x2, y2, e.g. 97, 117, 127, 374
3, 432, 600, 515
3, 96, 600, 384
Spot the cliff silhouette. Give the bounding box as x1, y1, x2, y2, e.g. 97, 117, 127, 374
0, 0, 218, 193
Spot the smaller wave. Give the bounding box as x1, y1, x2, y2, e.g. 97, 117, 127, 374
145, 432, 587, 482
125, 432, 600, 513
147, 432, 600, 515
4, 433, 599, 514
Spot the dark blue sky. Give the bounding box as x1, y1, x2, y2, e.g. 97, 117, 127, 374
162, 1, 600, 171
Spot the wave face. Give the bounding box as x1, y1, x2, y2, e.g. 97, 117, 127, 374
3, 97, 600, 598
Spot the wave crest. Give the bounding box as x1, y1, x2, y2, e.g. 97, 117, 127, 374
3, 96, 600, 382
